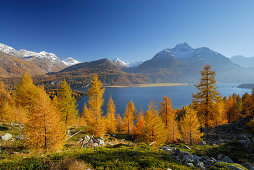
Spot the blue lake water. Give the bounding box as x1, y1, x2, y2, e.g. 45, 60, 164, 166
76, 83, 251, 116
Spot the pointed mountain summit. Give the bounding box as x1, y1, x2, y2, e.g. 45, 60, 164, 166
112, 58, 130, 68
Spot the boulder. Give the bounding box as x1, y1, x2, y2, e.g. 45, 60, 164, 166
1, 133, 12, 141
186, 163, 194, 167
181, 154, 193, 163
195, 162, 205, 170
217, 154, 234, 163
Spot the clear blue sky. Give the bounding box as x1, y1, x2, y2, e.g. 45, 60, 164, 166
1, 0, 254, 62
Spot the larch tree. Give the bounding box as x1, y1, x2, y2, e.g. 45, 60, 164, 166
24, 86, 66, 151
142, 102, 166, 145
57, 80, 78, 126
192, 65, 220, 128
116, 113, 123, 133
242, 93, 252, 117
180, 107, 202, 145
86, 74, 106, 137
212, 99, 228, 127
122, 100, 136, 135
105, 96, 117, 133
160, 96, 181, 143
14, 73, 38, 114
134, 109, 145, 139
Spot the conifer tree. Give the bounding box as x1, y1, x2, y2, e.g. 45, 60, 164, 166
86, 74, 106, 136
116, 113, 123, 133
57, 80, 78, 126
242, 93, 252, 117
160, 96, 181, 143
14, 73, 38, 114
213, 99, 228, 127
142, 102, 166, 145
180, 107, 202, 145
134, 109, 145, 139
193, 65, 220, 128
105, 96, 117, 133
24, 86, 66, 151
122, 100, 136, 135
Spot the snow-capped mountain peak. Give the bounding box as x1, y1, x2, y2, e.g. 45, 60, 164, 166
112, 58, 130, 68
62, 57, 81, 66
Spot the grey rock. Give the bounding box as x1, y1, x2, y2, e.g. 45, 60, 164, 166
217, 154, 234, 163
112, 134, 116, 137
195, 162, 205, 170
1, 133, 12, 141
178, 151, 191, 159
98, 139, 104, 146
183, 145, 191, 150
186, 163, 194, 167
181, 154, 193, 163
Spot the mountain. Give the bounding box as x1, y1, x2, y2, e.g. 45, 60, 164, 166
0, 43, 69, 73
112, 58, 129, 68
129, 61, 143, 68
62, 57, 81, 66
129, 43, 252, 83
230, 55, 254, 68
0, 51, 46, 76
47, 58, 147, 87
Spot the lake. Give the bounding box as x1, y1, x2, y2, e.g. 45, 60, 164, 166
76, 83, 251, 116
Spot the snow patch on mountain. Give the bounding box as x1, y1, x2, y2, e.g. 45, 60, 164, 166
62, 57, 81, 66
112, 58, 130, 68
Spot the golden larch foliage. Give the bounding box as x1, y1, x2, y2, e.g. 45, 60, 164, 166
116, 113, 123, 133
86, 74, 106, 137
208, 99, 228, 127
122, 100, 136, 135
24, 86, 66, 151
142, 102, 166, 146
160, 96, 181, 143
105, 96, 117, 133
180, 106, 202, 145
14, 73, 38, 113
134, 110, 145, 139
57, 80, 78, 126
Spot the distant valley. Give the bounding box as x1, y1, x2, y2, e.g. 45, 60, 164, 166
1, 42, 254, 88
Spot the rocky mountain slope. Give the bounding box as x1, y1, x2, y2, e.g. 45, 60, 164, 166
0, 52, 46, 76
0, 43, 81, 75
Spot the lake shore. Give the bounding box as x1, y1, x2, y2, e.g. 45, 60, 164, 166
106, 83, 191, 88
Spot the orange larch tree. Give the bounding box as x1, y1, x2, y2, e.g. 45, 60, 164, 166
122, 100, 136, 135
24, 86, 66, 151
57, 80, 78, 126
86, 74, 106, 137
105, 96, 117, 133
134, 109, 145, 139
142, 102, 166, 146
180, 106, 202, 145
160, 96, 181, 143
